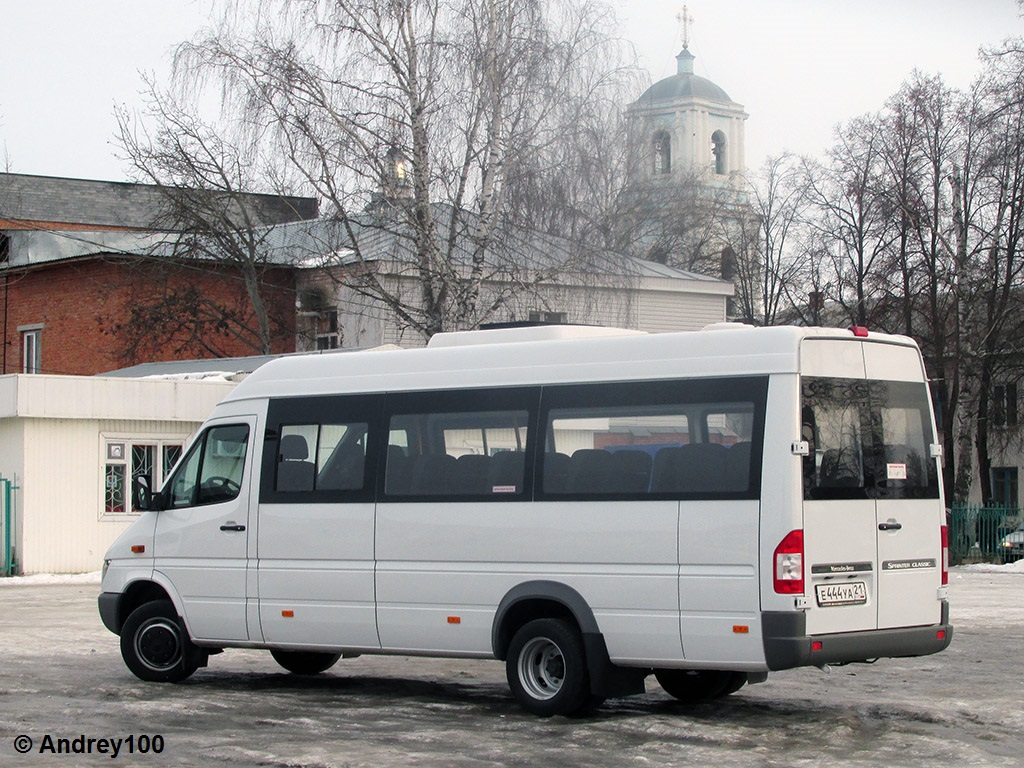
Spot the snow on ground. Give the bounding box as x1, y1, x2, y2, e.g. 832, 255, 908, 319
0, 570, 102, 586
956, 559, 1024, 573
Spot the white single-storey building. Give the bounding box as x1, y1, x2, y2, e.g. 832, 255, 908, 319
0, 374, 237, 574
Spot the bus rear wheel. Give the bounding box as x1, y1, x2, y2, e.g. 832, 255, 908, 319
654, 669, 748, 703
270, 649, 342, 675
506, 618, 595, 717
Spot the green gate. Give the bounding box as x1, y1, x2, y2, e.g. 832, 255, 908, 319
948, 503, 1022, 565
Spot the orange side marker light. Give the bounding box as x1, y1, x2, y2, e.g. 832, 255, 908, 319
732, 625, 749, 634
282, 610, 294, 618
447, 616, 461, 625
130, 545, 146, 554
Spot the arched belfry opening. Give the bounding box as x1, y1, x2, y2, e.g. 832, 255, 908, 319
712, 130, 727, 175
653, 131, 672, 175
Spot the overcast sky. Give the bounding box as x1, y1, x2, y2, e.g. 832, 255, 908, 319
1, 0, 1021, 183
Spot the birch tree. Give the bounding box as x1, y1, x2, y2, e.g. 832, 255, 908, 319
163, 0, 639, 341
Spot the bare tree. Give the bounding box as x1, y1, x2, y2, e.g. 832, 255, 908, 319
743, 153, 809, 326
116, 77, 315, 355
157, 0, 640, 343
870, 73, 966, 500
802, 116, 896, 328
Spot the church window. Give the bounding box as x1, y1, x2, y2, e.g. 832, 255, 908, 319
721, 246, 737, 281
653, 131, 671, 175
712, 130, 727, 175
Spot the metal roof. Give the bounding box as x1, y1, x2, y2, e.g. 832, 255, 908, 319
97, 345, 395, 379
0, 172, 317, 231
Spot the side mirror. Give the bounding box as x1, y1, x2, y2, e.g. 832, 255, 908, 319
132, 475, 163, 511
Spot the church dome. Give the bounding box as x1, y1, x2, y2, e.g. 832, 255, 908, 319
637, 48, 734, 104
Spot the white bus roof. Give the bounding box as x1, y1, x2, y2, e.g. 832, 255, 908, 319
222, 325, 921, 404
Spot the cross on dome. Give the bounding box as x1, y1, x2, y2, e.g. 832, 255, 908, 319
676, 5, 694, 49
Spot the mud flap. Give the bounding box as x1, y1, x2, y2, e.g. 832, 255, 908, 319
583, 632, 647, 698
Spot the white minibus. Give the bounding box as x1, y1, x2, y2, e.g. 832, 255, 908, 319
98, 324, 952, 716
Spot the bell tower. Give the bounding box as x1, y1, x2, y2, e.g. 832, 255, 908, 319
625, 6, 748, 186
620, 7, 757, 322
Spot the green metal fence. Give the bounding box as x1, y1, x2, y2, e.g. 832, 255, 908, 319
0, 475, 16, 576
948, 503, 1023, 565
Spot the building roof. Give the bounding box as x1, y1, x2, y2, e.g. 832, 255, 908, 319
0, 172, 318, 231
98, 354, 278, 379
2, 205, 732, 300
98, 345, 399, 379
261, 209, 733, 289
636, 48, 736, 105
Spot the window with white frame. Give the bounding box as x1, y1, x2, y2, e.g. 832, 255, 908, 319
316, 309, 340, 350
20, 325, 42, 374
103, 437, 184, 516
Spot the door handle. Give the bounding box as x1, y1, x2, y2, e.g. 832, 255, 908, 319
878, 522, 903, 531
220, 523, 246, 532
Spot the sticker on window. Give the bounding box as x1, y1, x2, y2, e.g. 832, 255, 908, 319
492, 485, 518, 494
887, 463, 908, 480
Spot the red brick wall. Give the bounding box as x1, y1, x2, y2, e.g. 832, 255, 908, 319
1, 256, 297, 375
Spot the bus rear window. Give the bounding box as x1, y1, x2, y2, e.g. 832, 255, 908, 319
801, 377, 939, 500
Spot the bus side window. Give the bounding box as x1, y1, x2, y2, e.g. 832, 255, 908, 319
275, 423, 368, 493
384, 411, 529, 498
545, 399, 756, 497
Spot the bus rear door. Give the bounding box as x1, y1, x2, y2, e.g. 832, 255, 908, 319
800, 340, 943, 637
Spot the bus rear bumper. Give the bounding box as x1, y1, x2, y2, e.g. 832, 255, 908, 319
762, 601, 952, 671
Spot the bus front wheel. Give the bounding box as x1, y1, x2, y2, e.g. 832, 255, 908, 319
120, 600, 199, 683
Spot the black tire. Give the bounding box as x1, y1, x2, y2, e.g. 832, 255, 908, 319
270, 649, 342, 675
506, 618, 593, 717
120, 600, 199, 683
654, 669, 747, 703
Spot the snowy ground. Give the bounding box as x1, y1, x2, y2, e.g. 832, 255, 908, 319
1, 567, 1021, 767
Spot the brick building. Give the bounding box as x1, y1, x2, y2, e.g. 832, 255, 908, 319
0, 173, 318, 375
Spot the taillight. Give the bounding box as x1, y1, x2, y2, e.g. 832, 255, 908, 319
774, 529, 804, 594
940, 525, 949, 586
